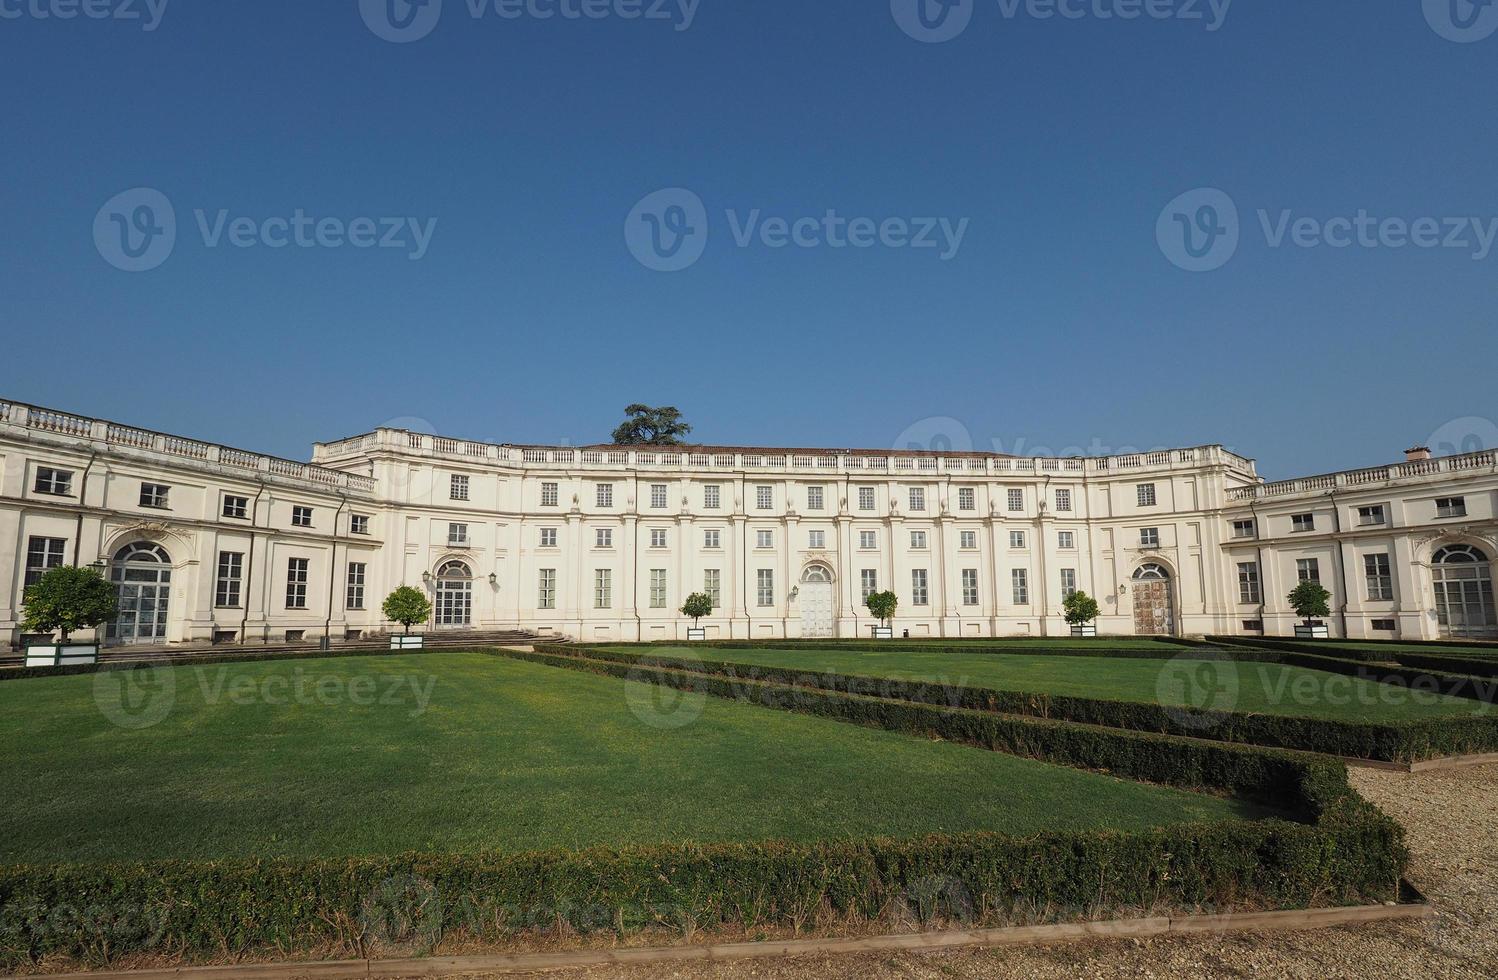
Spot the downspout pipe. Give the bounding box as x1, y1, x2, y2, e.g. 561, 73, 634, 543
71, 451, 99, 566
240, 482, 268, 644
1327, 489, 1349, 638
324, 494, 349, 648
1249, 498, 1267, 630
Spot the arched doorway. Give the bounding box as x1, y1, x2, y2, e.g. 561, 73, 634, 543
106, 542, 172, 645
1432, 545, 1496, 637
799, 564, 835, 638
1131, 563, 1174, 636
434, 561, 473, 628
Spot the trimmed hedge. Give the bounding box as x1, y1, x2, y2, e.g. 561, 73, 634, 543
610, 640, 1246, 663
532, 645, 1498, 764
1387, 650, 1498, 679
0, 646, 431, 683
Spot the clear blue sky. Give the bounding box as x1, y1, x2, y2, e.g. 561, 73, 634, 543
2, 1, 1495, 480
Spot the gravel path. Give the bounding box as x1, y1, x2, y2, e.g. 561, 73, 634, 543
464, 762, 1496, 980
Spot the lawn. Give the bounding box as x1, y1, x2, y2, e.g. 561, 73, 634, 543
0, 653, 1265, 865
612, 647, 1493, 723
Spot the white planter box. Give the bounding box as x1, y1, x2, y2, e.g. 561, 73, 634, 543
1294, 624, 1330, 640
1070, 625, 1098, 637
872, 626, 894, 640
390, 635, 426, 650
687, 628, 707, 641
25, 643, 99, 667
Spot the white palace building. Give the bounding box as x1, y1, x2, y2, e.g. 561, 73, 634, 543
2, 396, 1496, 649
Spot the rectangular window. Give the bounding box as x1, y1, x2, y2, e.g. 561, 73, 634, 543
541, 482, 559, 507
450, 474, 470, 501
703, 568, 721, 605
961, 568, 979, 606
1060, 568, 1077, 598
808, 530, 826, 549
910, 530, 928, 549
909, 487, 926, 511
292, 506, 313, 528
25, 537, 66, 587
650, 528, 668, 548
1058, 530, 1074, 549
756, 529, 773, 549
858, 486, 876, 511
1054, 488, 1072, 512
539, 527, 557, 548
350, 514, 370, 535
650, 484, 668, 509
756, 485, 773, 510
1243, 619, 1265, 632
1137, 483, 1157, 507
1437, 497, 1467, 518
911, 569, 929, 606
960, 530, 977, 549
1231, 519, 1255, 539
1006, 488, 1023, 512
1358, 505, 1387, 527
448, 523, 469, 546
596, 484, 614, 508
215, 551, 244, 608
650, 569, 667, 608
958, 487, 975, 511
538, 569, 556, 609
1297, 558, 1321, 583
595, 528, 613, 548
595, 568, 612, 609
859, 530, 877, 549
1238, 562, 1261, 604
223, 494, 249, 519
1291, 513, 1315, 533
346, 562, 366, 610
860, 569, 878, 600
703, 484, 721, 509
1012, 569, 1029, 605
139, 483, 170, 508
1372, 619, 1397, 632
1365, 553, 1393, 601
1010, 530, 1026, 549
286, 557, 309, 609
34, 467, 73, 496
704, 529, 721, 549
1140, 527, 1160, 547
807, 486, 825, 510
757, 569, 774, 606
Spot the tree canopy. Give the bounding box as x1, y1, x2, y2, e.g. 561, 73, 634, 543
21, 565, 118, 641
680, 592, 714, 624
1287, 581, 1332, 622
1062, 590, 1101, 626
864, 590, 899, 626
383, 586, 433, 633
611, 405, 693, 446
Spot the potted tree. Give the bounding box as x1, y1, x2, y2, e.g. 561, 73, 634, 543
21, 565, 119, 667
865, 590, 898, 639
1063, 590, 1101, 638
1288, 581, 1332, 639
680, 592, 713, 641
383, 586, 433, 650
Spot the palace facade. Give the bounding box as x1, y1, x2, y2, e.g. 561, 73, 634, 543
2, 396, 1495, 648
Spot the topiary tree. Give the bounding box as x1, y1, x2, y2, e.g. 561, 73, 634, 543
21, 565, 118, 643
865, 590, 899, 628
1287, 580, 1332, 625
680, 592, 713, 627
383, 586, 432, 634
1063, 590, 1100, 629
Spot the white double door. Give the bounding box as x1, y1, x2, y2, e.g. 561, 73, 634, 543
799, 580, 834, 638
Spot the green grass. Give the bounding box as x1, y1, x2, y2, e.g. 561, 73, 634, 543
614, 646, 1493, 723
1312, 641, 1498, 659
0, 653, 1266, 865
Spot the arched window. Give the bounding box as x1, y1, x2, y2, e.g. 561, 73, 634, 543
1434, 545, 1488, 565
1133, 563, 1171, 581
1432, 544, 1495, 637
435, 561, 473, 627
801, 564, 831, 584
107, 541, 172, 644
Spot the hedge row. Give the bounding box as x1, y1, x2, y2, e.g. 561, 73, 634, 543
608, 640, 1245, 663
0, 646, 429, 683
1271, 652, 1498, 705
534, 645, 1498, 763
1209, 636, 1388, 663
